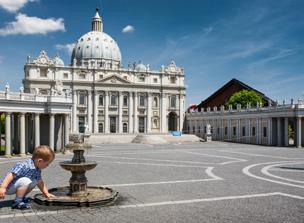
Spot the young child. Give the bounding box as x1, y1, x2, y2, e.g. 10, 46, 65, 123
0, 145, 55, 209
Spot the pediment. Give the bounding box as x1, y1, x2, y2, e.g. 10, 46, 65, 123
97, 74, 132, 84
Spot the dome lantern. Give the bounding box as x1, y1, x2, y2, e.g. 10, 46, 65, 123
92, 8, 103, 32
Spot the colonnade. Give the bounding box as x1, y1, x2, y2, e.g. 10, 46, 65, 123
187, 116, 303, 148
1, 112, 70, 156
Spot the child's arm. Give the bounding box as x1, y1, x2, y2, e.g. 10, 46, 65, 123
0, 173, 16, 199
37, 180, 55, 198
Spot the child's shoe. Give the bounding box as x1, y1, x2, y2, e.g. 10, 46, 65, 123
11, 201, 31, 210
22, 197, 31, 203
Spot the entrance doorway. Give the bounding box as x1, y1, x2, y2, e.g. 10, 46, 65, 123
168, 112, 177, 131
138, 117, 145, 133
110, 117, 117, 133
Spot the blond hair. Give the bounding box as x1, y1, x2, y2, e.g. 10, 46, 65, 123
32, 145, 55, 161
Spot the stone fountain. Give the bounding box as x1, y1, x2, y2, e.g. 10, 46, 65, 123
34, 141, 118, 207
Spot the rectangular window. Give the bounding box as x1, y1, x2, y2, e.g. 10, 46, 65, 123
40, 68, 47, 77
242, 127, 246, 136
252, 127, 256, 136
99, 95, 104, 106
153, 78, 158, 83
78, 116, 85, 133
139, 77, 145, 82
233, 127, 236, 136
139, 95, 145, 106
263, 127, 267, 137
123, 96, 128, 106
79, 93, 86, 105
63, 73, 68, 79
217, 128, 220, 134
79, 73, 86, 79
225, 127, 228, 135
110, 94, 117, 106
170, 77, 176, 84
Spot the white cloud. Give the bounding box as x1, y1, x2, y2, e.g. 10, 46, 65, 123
55, 43, 75, 55
0, 0, 36, 13
122, 25, 135, 33
0, 13, 65, 36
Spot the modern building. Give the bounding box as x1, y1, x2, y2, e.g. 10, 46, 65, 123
196, 78, 274, 112
23, 9, 186, 135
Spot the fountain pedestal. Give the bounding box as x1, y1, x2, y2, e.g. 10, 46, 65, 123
34, 143, 118, 207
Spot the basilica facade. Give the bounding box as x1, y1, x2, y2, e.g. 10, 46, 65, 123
23, 9, 186, 135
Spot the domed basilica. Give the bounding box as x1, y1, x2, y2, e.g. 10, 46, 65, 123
23, 9, 186, 135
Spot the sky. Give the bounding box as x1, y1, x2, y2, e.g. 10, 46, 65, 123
0, 0, 303, 107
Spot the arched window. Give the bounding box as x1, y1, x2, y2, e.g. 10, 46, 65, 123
99, 95, 104, 106
123, 123, 128, 133
98, 123, 103, 133
153, 97, 158, 107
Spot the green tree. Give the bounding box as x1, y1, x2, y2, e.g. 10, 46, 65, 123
227, 90, 264, 109
0, 113, 4, 134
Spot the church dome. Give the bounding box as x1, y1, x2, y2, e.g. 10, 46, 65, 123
135, 63, 148, 72
71, 9, 121, 67
72, 31, 121, 63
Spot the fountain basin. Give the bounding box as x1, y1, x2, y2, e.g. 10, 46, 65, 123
34, 186, 118, 207
60, 161, 97, 172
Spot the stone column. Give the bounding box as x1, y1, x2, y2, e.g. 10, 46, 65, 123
133, 92, 138, 133
228, 119, 231, 141
147, 93, 152, 133
87, 90, 92, 133
179, 94, 184, 132
247, 119, 251, 144
5, 113, 11, 157
161, 92, 167, 133
220, 118, 223, 141
64, 114, 70, 146
72, 90, 78, 132
93, 90, 98, 133
256, 118, 260, 144
19, 113, 26, 156
104, 91, 109, 133
49, 114, 55, 150
277, 118, 282, 146
118, 92, 123, 133
237, 118, 241, 142
284, 117, 289, 146
296, 117, 302, 148
128, 92, 133, 133
34, 113, 40, 148
268, 118, 272, 146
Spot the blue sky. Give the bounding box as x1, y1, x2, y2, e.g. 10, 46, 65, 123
0, 0, 303, 107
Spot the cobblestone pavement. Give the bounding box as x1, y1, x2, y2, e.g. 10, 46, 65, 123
1, 142, 304, 223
